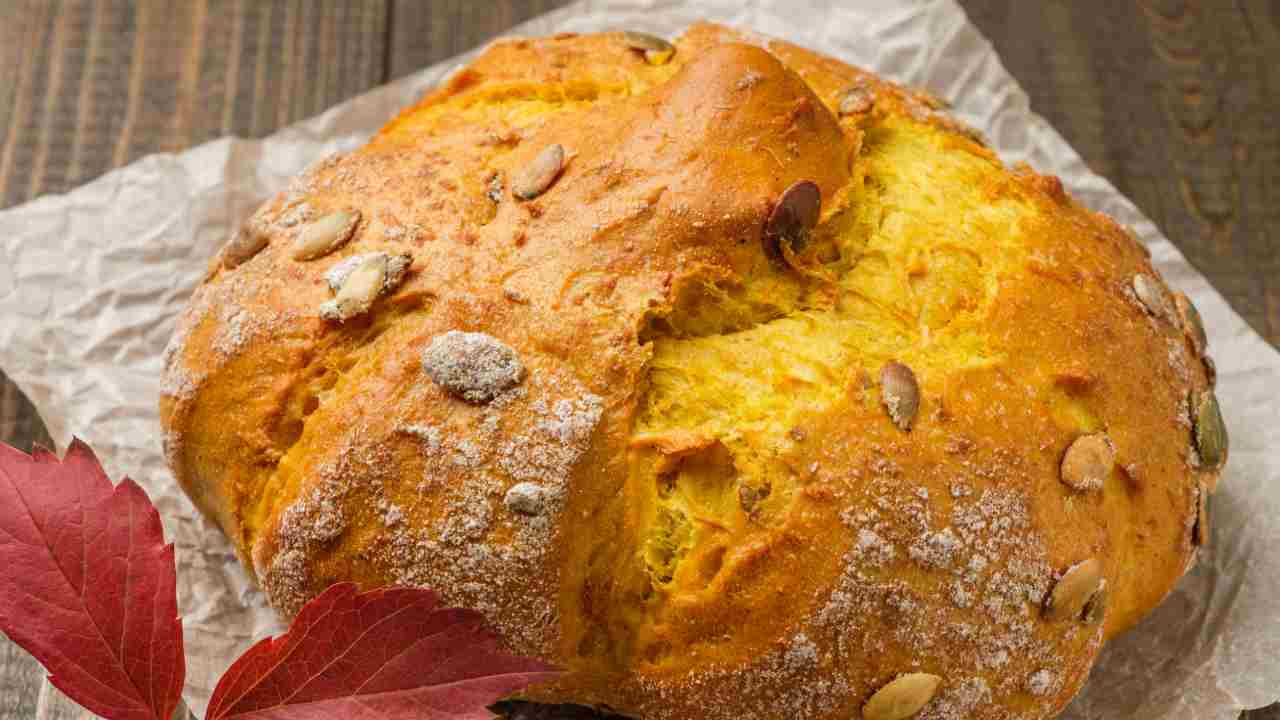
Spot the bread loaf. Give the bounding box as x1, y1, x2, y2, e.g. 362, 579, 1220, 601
160, 23, 1226, 720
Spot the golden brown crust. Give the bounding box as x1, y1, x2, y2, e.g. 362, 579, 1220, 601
160, 23, 1224, 720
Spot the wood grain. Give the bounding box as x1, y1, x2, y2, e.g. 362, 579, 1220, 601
0, 0, 388, 208
0, 1, 1276, 719
963, 0, 1280, 349
387, 0, 574, 80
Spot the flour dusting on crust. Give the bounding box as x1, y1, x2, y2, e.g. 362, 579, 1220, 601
421, 330, 527, 403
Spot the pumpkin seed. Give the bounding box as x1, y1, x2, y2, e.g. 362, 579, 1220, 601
1044, 557, 1102, 622
623, 31, 675, 65
223, 219, 270, 268
319, 252, 410, 322
1060, 434, 1115, 492
863, 673, 941, 720
292, 210, 361, 260
512, 144, 565, 200
764, 180, 822, 266
1082, 583, 1108, 625
1133, 273, 1172, 321
1193, 391, 1227, 469
880, 361, 920, 432
323, 251, 412, 294
1174, 292, 1208, 353
320, 255, 385, 322
421, 330, 526, 404
839, 85, 874, 115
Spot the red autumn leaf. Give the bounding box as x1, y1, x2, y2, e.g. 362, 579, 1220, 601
207, 583, 561, 720
0, 439, 185, 720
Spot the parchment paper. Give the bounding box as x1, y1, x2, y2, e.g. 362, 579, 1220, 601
1, 1, 1276, 718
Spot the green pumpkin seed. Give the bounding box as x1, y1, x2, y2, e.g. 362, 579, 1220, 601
1174, 292, 1208, 353
1193, 391, 1227, 469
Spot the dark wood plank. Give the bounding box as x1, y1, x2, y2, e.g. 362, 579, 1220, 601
0, 372, 52, 454
0, 370, 59, 720
0, 641, 42, 720
961, 0, 1280, 350
0, 0, 388, 209
387, 0, 576, 79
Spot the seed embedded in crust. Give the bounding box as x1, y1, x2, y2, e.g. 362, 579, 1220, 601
1044, 558, 1103, 622
1133, 273, 1172, 321
839, 84, 874, 115
292, 209, 361, 260
319, 254, 386, 322
421, 330, 526, 404
623, 31, 675, 64
512, 144, 565, 200
1193, 390, 1227, 469
623, 30, 671, 52
1173, 292, 1208, 353
223, 218, 270, 268
863, 673, 942, 720
764, 180, 822, 266
1060, 434, 1115, 491
1082, 583, 1108, 625
323, 251, 411, 294
880, 361, 920, 432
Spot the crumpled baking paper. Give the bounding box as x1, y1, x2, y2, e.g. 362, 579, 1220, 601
0, 1, 1276, 718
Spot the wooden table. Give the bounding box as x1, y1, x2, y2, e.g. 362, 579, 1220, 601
0, 2, 1275, 718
